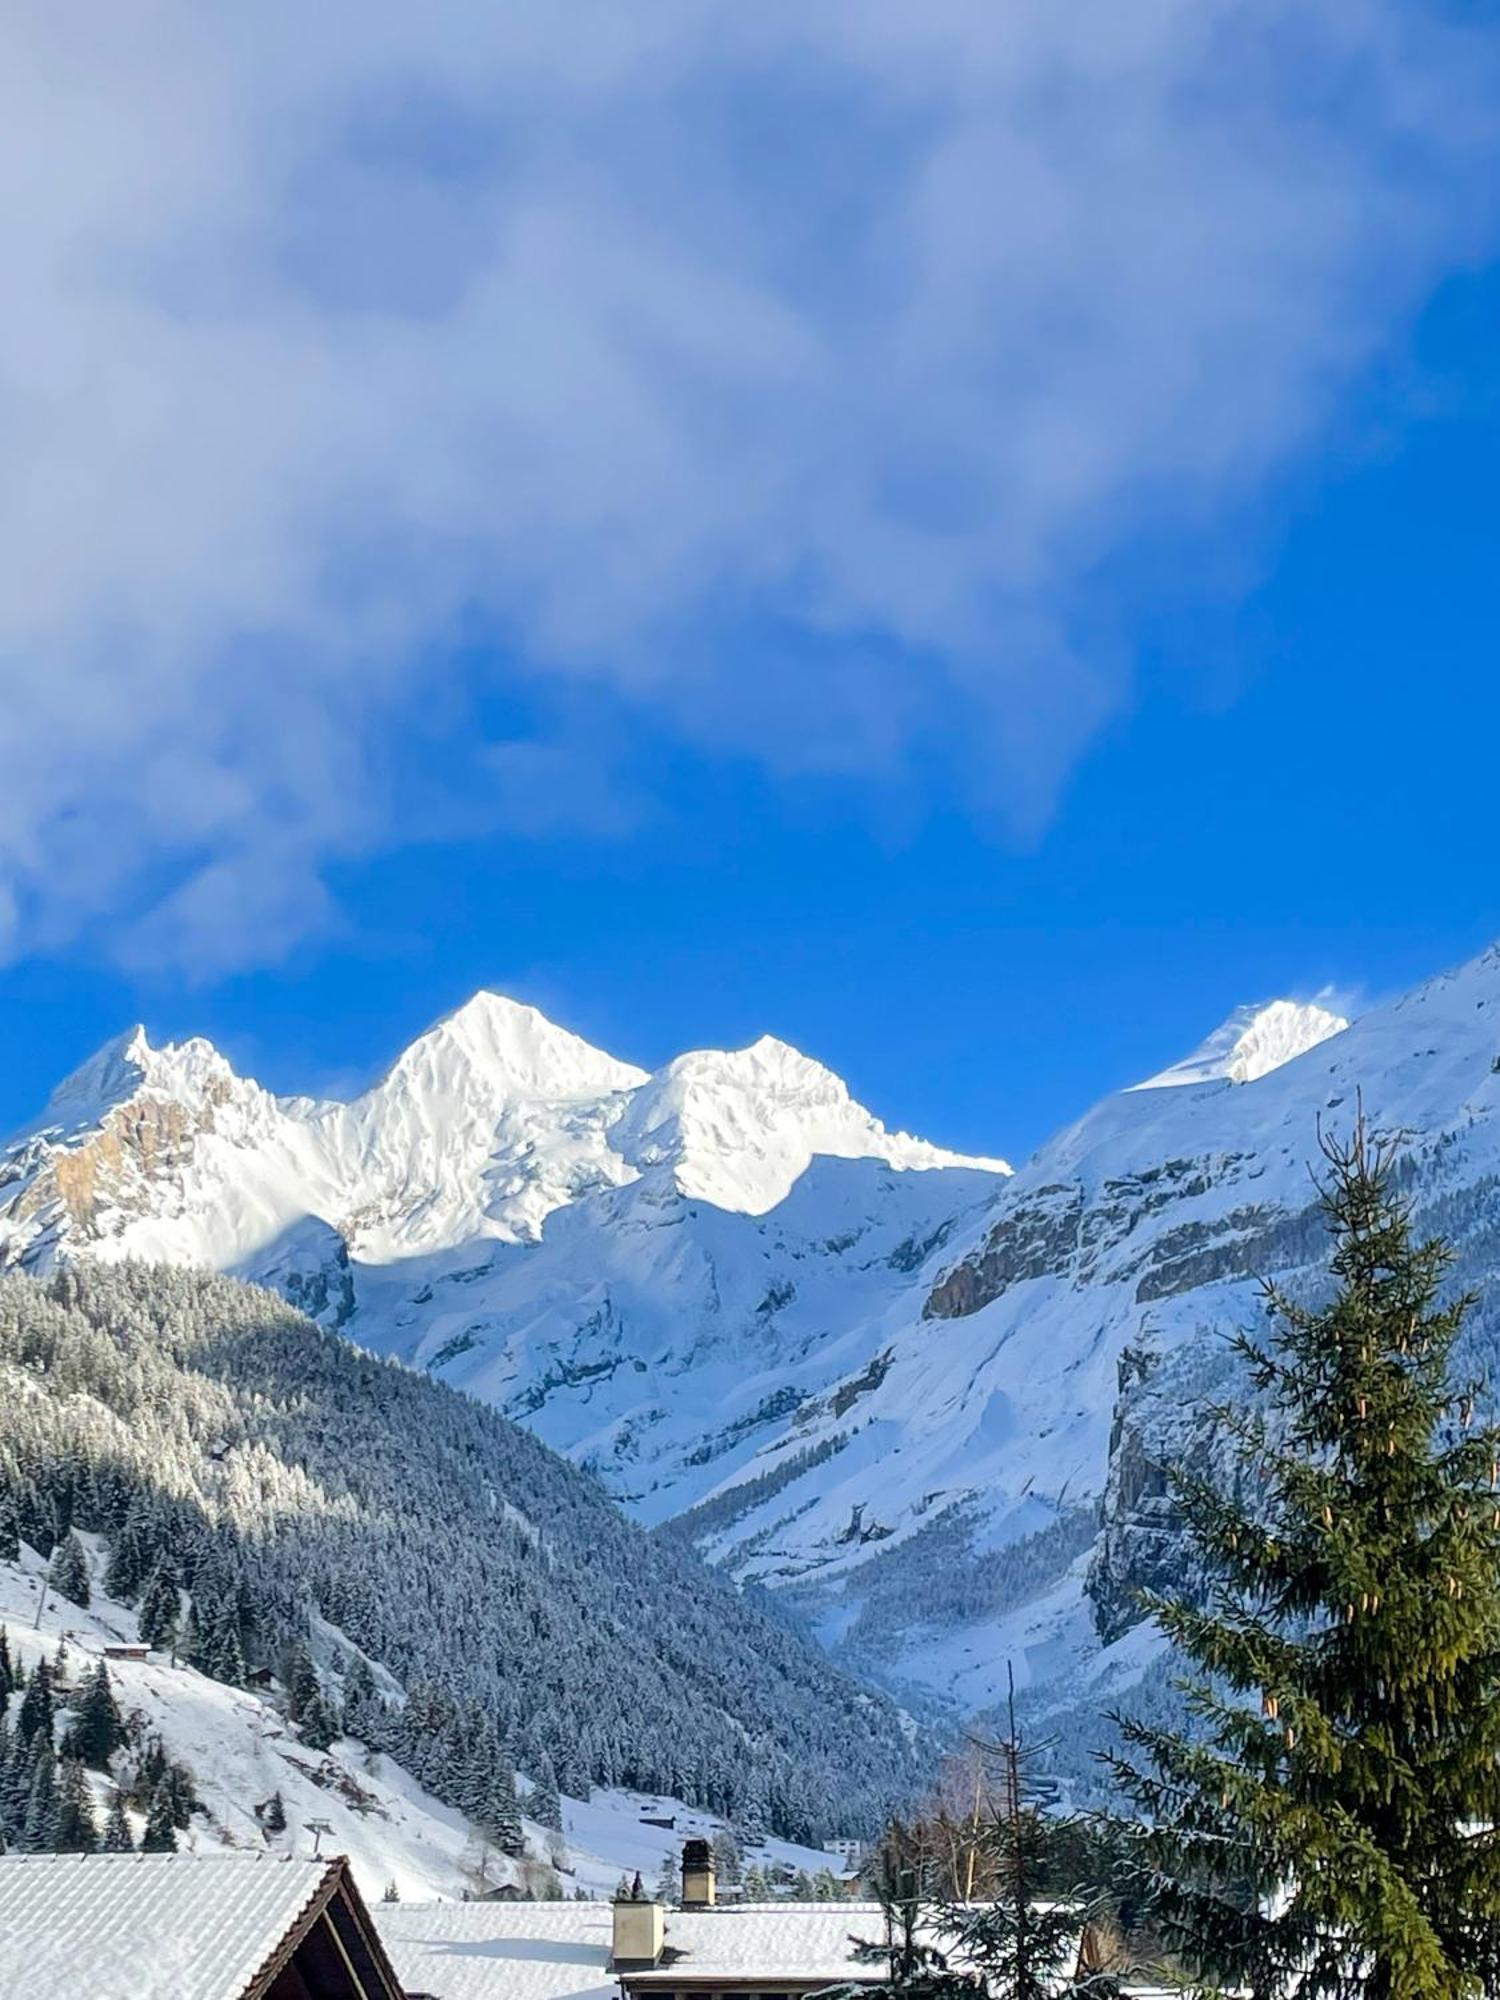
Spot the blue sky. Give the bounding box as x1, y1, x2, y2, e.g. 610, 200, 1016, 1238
2, 4, 1499, 1158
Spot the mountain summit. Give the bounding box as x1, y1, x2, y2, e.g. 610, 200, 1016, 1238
0, 1000, 1007, 1272
1131, 996, 1349, 1090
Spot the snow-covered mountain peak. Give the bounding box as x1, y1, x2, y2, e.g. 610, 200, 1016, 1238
0, 996, 1007, 1292
1132, 996, 1350, 1092
30, 1025, 248, 1141
368, 991, 647, 1109
615, 1033, 1009, 1214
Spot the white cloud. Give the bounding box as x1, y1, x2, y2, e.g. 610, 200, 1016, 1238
0, 0, 1495, 969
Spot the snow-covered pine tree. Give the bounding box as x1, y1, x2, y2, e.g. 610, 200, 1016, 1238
740, 1776, 769, 1849
285, 1642, 320, 1720
299, 1688, 339, 1753
102, 1792, 134, 1852
16, 1660, 53, 1748
0, 1729, 30, 1848
0, 1489, 19, 1563
50, 1759, 98, 1853
49, 1529, 89, 1609
20, 1743, 57, 1852
64, 1661, 125, 1769
489, 1756, 525, 1858
1108, 1121, 1500, 1998
136, 1565, 179, 1653
713, 1826, 742, 1889
103, 1494, 157, 1601
263, 1789, 287, 1834
0, 1631, 13, 1706
529, 1754, 563, 1832
141, 1778, 178, 1853
655, 1851, 681, 1905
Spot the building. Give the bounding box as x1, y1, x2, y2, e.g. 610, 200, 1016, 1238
0, 1851, 408, 2000
376, 1840, 1175, 2000
376, 1891, 893, 2000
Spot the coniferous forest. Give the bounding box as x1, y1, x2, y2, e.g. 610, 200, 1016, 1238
0, 1261, 927, 1845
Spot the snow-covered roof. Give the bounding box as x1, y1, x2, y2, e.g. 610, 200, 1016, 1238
375, 1899, 894, 2000
375, 1899, 617, 2000
0, 1852, 341, 2000
643, 1902, 890, 1982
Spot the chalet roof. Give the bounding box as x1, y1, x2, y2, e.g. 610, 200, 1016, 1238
375, 1898, 616, 2000
640, 1902, 891, 1984
375, 1898, 893, 2000
0, 1851, 396, 2000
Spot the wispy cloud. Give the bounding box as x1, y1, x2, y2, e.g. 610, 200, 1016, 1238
1, 0, 1495, 970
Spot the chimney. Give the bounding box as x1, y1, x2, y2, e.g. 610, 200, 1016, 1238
612, 1880, 665, 1970
681, 1837, 716, 1909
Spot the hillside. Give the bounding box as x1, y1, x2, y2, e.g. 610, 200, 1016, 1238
0, 1537, 842, 1902
0, 1263, 926, 1842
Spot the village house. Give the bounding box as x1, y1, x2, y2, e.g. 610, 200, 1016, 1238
0, 1851, 407, 2000
378, 1839, 1172, 2000
378, 1841, 893, 2000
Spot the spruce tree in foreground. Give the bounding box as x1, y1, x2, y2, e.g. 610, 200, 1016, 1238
1108, 1121, 1500, 1999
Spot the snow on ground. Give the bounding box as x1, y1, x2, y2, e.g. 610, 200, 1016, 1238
0, 1538, 843, 1907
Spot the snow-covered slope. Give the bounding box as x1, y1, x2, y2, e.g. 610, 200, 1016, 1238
0, 1540, 840, 1903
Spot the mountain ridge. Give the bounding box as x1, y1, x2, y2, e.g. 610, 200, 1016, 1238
0, 998, 1008, 1275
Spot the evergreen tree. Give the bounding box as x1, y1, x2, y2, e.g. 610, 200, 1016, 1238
382, 1880, 401, 1903
64, 1661, 125, 1770
1108, 1123, 1500, 1999
529, 1755, 563, 1833
263, 1789, 287, 1834
740, 1776, 769, 1849
655, 1850, 681, 1905
0, 1631, 13, 1708
712, 1825, 742, 1889
298, 1689, 339, 1753
48, 1529, 89, 1610
103, 1495, 156, 1601
0, 1489, 19, 1563
927, 1685, 1121, 2000
137, 1565, 179, 1653
141, 1778, 178, 1852
16, 1659, 53, 1748
50, 1758, 98, 1852
162, 1759, 199, 1831
488, 1756, 525, 1858
285, 1642, 320, 1722
0, 1729, 31, 1848
102, 1793, 134, 1852
20, 1742, 57, 1852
